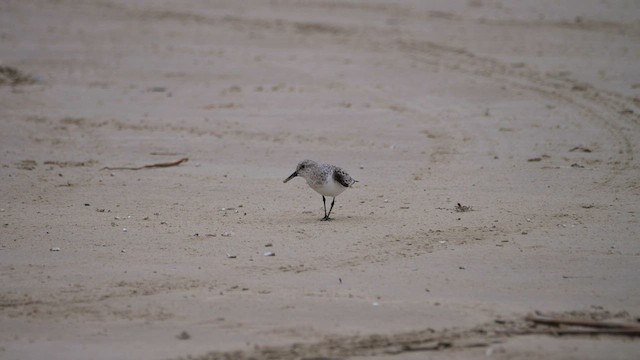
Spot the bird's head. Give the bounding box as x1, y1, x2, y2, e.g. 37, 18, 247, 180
283, 159, 317, 183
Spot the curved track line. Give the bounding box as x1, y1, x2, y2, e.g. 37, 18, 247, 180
394, 39, 637, 190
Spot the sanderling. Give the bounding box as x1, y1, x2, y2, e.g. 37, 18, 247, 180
283, 160, 357, 221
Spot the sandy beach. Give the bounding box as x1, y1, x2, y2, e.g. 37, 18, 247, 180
1, 1, 639, 359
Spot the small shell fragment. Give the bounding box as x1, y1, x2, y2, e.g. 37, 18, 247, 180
221, 232, 233, 237
50, 247, 60, 252
263, 252, 275, 257
226, 253, 237, 259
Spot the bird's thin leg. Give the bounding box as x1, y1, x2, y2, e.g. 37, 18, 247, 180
322, 196, 328, 220
325, 198, 336, 220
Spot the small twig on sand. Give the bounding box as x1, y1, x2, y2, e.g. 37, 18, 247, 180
100, 158, 188, 171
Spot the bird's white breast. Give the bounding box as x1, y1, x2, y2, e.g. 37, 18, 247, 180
308, 178, 347, 197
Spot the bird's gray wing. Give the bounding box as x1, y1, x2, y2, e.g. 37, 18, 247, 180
334, 168, 356, 187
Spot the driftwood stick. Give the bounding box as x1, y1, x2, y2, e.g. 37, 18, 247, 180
526, 314, 640, 330
497, 328, 640, 337
101, 158, 188, 171
552, 328, 640, 336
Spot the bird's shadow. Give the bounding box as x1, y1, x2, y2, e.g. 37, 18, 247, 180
290, 214, 368, 225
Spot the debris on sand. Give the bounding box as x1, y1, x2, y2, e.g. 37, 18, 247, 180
44, 160, 98, 168
569, 146, 592, 153
100, 158, 188, 171
176, 331, 191, 340
528, 154, 550, 162
0, 66, 36, 86
455, 203, 473, 212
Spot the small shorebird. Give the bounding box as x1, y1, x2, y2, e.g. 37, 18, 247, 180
283, 160, 357, 221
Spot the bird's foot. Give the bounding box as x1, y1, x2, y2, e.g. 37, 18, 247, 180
321, 216, 332, 221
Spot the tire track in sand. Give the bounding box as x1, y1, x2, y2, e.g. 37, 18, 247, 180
393, 39, 638, 191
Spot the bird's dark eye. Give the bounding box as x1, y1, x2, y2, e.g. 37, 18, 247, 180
300, 165, 305, 169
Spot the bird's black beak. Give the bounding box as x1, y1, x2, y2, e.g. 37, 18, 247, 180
283, 171, 298, 183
